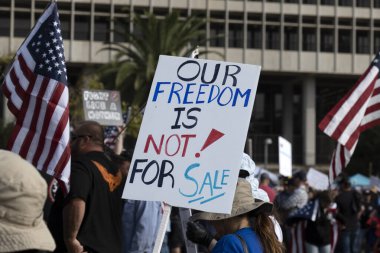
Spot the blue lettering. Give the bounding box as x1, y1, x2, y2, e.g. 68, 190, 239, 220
179, 163, 200, 197
183, 83, 196, 104
213, 170, 222, 189
233, 88, 251, 107
221, 170, 230, 185
196, 84, 208, 104
168, 82, 184, 103
217, 87, 233, 106
199, 172, 213, 196
152, 82, 170, 102
208, 85, 220, 103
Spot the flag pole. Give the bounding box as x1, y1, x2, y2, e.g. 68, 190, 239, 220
109, 103, 146, 145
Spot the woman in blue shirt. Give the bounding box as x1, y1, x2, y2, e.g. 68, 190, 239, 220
189, 179, 284, 253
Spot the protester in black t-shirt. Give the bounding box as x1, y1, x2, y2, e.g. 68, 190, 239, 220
63, 121, 124, 253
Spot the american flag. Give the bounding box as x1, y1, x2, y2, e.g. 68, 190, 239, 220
104, 113, 128, 150
319, 52, 380, 183
287, 199, 319, 224
1, 3, 70, 193
288, 200, 339, 253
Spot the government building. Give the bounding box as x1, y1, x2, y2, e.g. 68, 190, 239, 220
1, 0, 379, 171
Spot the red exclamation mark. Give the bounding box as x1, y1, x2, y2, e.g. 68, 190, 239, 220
195, 129, 225, 158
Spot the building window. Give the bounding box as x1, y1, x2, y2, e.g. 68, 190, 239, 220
303, 0, 317, 4
14, 12, 30, 37
266, 26, 280, 50
356, 0, 370, 7
338, 29, 351, 53
339, 0, 352, 6
114, 17, 128, 43
320, 29, 334, 52
284, 27, 298, 50
247, 25, 261, 49
60, 15, 71, 40
374, 32, 380, 53
74, 15, 90, 40
0, 0, 10, 8
302, 28, 316, 51
15, 0, 30, 8
356, 31, 369, 54
94, 16, 110, 42
321, 0, 334, 5
285, 0, 298, 3
228, 23, 243, 48
0, 12, 10, 36
210, 23, 225, 47
376, 1, 380, 8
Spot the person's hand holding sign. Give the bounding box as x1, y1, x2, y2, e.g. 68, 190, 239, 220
186, 221, 216, 250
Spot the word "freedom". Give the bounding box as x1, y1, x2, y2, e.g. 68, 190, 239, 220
152, 82, 252, 107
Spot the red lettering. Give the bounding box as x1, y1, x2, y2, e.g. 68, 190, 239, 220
144, 134, 164, 154
165, 134, 181, 156
181, 134, 196, 156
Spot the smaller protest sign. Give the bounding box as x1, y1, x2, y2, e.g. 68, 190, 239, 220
278, 136, 292, 177
82, 89, 123, 126
307, 168, 329, 190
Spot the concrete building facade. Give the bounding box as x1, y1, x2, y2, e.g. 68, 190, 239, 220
1, 0, 379, 169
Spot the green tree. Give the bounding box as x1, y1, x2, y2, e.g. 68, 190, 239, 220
69, 67, 105, 126
0, 54, 15, 148
100, 11, 210, 107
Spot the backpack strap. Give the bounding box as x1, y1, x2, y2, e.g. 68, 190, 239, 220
233, 233, 249, 253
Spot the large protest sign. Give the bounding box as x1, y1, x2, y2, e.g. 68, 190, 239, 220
82, 89, 123, 126
122, 55, 261, 214
278, 136, 292, 177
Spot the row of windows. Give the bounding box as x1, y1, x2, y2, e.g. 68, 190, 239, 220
3, 13, 379, 54
242, 0, 380, 7
212, 23, 379, 53
3, 0, 379, 9
0, 12, 129, 42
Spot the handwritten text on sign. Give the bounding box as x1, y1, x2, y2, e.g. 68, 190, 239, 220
82, 89, 123, 126
122, 56, 261, 214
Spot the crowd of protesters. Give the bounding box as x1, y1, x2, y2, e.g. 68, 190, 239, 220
1, 121, 380, 253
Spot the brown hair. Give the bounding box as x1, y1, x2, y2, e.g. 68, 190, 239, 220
250, 213, 284, 253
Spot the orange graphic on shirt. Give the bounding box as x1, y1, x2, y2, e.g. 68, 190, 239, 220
92, 160, 122, 192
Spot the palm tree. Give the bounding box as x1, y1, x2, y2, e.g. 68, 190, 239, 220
100, 11, 210, 107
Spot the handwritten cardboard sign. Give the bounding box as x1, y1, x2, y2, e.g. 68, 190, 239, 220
82, 89, 123, 126
122, 55, 261, 214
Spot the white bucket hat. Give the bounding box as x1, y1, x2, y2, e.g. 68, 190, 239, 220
0, 150, 56, 253
240, 153, 270, 202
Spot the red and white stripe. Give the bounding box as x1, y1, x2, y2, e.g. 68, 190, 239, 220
319, 53, 380, 182
1, 3, 70, 193
330, 220, 339, 252
290, 221, 307, 253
